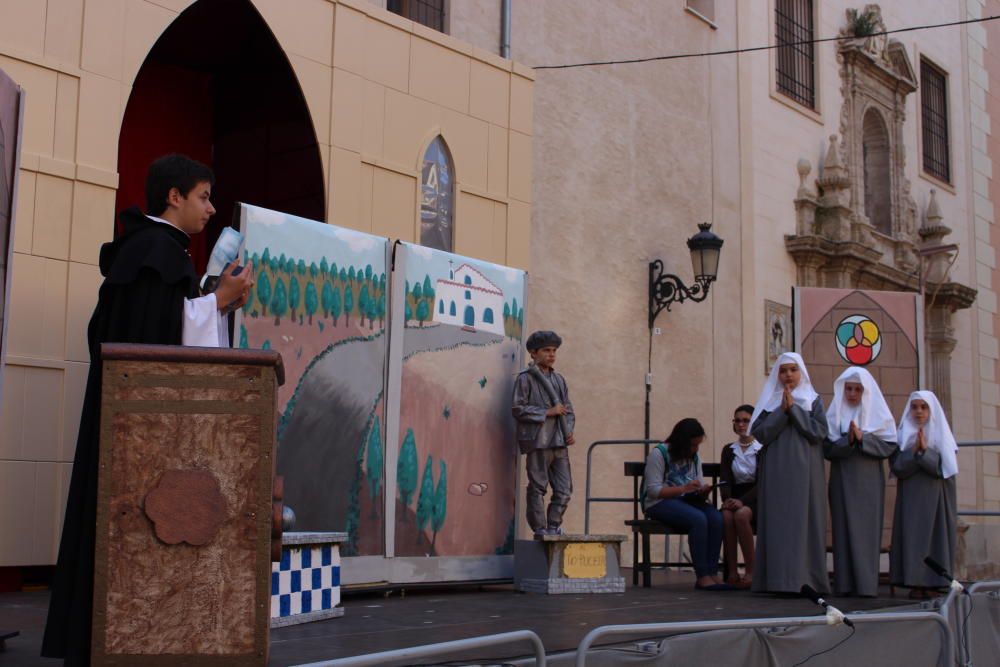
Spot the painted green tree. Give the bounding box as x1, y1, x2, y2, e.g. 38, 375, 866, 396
405, 300, 412, 324
415, 454, 435, 543
365, 264, 373, 282
320, 257, 329, 276
431, 460, 447, 550
344, 284, 354, 326
413, 282, 423, 300
416, 299, 429, 327
261, 248, 270, 267
271, 277, 288, 325
339, 267, 347, 283
422, 275, 433, 301
285, 257, 296, 274
348, 266, 356, 284
304, 281, 318, 324
330, 285, 342, 326
289, 276, 301, 324
297, 258, 307, 275
321, 281, 334, 318
239, 324, 248, 349
310, 261, 319, 278
359, 284, 370, 328
365, 418, 383, 516
257, 272, 271, 317
344, 436, 365, 556
396, 428, 419, 521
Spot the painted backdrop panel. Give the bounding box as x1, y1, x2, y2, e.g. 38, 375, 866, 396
390, 243, 524, 557
237, 204, 389, 556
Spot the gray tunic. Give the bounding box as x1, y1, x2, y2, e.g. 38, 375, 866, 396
889, 447, 957, 588
824, 432, 897, 596
751, 398, 829, 594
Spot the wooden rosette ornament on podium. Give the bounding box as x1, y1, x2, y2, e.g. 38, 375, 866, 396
91, 344, 284, 667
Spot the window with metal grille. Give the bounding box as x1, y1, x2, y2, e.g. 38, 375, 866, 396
775, 0, 815, 109
920, 59, 950, 183
387, 0, 445, 33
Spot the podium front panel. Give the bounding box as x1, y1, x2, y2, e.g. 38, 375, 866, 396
92, 350, 279, 666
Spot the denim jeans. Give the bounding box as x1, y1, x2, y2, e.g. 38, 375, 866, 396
646, 498, 723, 578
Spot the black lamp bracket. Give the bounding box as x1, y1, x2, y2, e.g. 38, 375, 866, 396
648, 259, 714, 328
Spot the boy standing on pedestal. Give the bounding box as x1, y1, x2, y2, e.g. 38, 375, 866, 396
512, 330, 575, 537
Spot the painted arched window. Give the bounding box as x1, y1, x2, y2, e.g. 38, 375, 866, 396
463, 275, 472, 285
465, 290, 471, 300
438, 300, 444, 314
862, 109, 892, 236
483, 308, 494, 324
449, 301, 456, 316
420, 136, 455, 252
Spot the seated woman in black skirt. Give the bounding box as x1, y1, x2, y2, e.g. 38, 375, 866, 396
720, 404, 761, 589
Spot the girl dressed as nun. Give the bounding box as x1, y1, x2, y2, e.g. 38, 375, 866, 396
750, 352, 830, 594
890, 391, 959, 599
824, 367, 898, 597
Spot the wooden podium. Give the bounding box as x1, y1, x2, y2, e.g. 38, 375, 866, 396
91, 344, 284, 667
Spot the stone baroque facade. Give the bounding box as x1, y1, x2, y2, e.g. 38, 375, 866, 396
786, 6, 976, 418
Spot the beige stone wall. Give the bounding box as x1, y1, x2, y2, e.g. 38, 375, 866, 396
0, 0, 532, 566
452, 2, 746, 550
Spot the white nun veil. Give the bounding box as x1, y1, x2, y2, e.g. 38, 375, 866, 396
897, 390, 958, 479
750, 352, 819, 428
826, 366, 897, 442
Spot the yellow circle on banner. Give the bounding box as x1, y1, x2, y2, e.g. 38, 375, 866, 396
859, 320, 880, 344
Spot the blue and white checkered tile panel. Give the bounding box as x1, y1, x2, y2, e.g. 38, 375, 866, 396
271, 543, 341, 619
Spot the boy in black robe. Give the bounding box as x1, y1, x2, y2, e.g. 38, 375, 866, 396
41, 154, 252, 665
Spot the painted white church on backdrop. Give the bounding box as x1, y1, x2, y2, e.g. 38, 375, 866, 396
434, 264, 505, 336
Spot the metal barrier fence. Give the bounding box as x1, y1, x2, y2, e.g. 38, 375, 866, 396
583, 439, 659, 534
573, 610, 954, 667
291, 630, 546, 666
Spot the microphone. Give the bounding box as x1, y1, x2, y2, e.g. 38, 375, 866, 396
800, 584, 854, 628
924, 556, 964, 593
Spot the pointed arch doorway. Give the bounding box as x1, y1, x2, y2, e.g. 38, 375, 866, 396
116, 0, 325, 272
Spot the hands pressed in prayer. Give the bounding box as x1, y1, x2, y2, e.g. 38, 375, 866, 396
916, 426, 928, 452
849, 420, 863, 445
215, 262, 254, 312
781, 387, 794, 412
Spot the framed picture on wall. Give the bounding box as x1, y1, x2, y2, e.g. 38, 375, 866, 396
765, 300, 792, 375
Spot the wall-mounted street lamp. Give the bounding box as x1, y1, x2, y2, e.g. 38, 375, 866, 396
645, 222, 724, 441
648, 222, 724, 328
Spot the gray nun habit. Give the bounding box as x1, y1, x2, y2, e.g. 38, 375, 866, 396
889, 390, 959, 589
823, 366, 898, 596
750, 352, 830, 594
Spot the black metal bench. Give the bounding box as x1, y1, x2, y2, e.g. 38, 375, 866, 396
624, 461, 721, 588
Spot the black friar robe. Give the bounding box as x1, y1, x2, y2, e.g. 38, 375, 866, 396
41, 207, 200, 665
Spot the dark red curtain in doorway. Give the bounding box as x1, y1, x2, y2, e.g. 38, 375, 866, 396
116, 0, 325, 275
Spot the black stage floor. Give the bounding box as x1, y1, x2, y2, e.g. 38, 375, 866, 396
0, 570, 915, 666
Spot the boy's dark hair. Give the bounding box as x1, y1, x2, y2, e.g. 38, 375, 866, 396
735, 404, 754, 416
145, 154, 215, 216
665, 417, 705, 461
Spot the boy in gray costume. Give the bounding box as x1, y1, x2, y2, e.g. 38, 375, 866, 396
512, 330, 575, 536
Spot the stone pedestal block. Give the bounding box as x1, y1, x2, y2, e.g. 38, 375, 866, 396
514, 534, 627, 594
